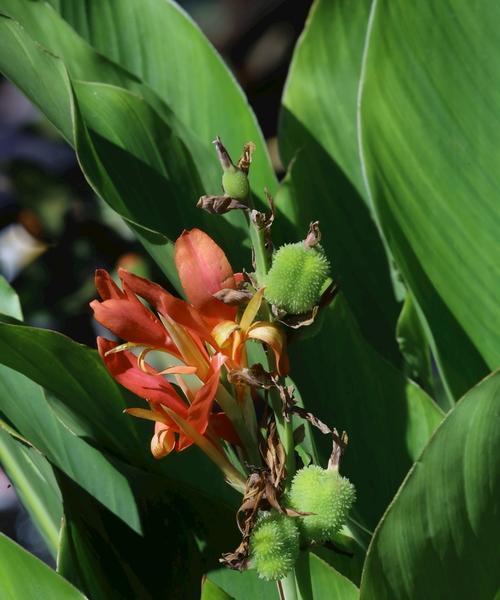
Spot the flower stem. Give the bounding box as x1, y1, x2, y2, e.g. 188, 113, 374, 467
247, 201, 296, 485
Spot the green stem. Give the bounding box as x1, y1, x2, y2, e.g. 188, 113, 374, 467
246, 202, 296, 484
216, 383, 261, 467
249, 215, 270, 286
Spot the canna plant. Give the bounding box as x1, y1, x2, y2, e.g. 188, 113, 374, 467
0, 1, 499, 600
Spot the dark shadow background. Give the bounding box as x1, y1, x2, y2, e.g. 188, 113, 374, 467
0, 0, 312, 565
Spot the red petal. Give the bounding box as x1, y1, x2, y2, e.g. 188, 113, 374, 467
119, 269, 215, 341
97, 337, 187, 416
95, 269, 123, 300
174, 229, 237, 322
91, 295, 176, 353
209, 413, 241, 446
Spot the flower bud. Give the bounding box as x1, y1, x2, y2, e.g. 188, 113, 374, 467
222, 167, 250, 200
287, 465, 356, 543
264, 243, 330, 314
249, 511, 300, 580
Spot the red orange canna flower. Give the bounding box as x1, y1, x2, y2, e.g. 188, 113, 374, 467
91, 228, 288, 477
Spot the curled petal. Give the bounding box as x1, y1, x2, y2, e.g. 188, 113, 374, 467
174, 229, 237, 322
97, 337, 188, 416
211, 320, 240, 348
247, 322, 289, 376
151, 422, 176, 459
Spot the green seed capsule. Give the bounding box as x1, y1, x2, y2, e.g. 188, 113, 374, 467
222, 167, 250, 200
264, 243, 330, 314
249, 511, 300, 581
288, 465, 356, 543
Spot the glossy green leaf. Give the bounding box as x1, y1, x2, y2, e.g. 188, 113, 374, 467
0, 11, 252, 278
0, 276, 22, 320
360, 371, 500, 599
0, 428, 62, 557
208, 569, 278, 600
280, 0, 490, 399
0, 533, 85, 600
201, 579, 234, 600
395, 292, 433, 398
359, 0, 500, 375
47, 0, 277, 200
295, 552, 359, 600
0, 321, 143, 455
278, 0, 400, 366
0, 364, 142, 531
289, 295, 443, 531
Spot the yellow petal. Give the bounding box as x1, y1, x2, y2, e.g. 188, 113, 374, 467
124, 407, 170, 424
104, 341, 144, 356
239, 288, 264, 333
211, 320, 240, 348
158, 313, 209, 379
247, 321, 289, 376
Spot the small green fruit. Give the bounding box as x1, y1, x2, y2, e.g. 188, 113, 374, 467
264, 243, 330, 314
249, 511, 300, 581
288, 465, 356, 543
222, 167, 250, 200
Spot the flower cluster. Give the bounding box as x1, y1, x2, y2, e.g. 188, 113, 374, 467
91, 228, 287, 483
91, 137, 355, 580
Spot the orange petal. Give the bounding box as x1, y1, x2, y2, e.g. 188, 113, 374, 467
175, 229, 235, 306
151, 422, 176, 458
247, 321, 289, 376
174, 229, 237, 322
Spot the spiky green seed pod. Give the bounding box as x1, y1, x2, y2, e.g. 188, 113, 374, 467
249, 511, 300, 581
264, 242, 330, 314
222, 167, 250, 200
288, 465, 356, 543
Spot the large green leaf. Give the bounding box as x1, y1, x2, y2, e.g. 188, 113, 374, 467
359, 0, 500, 374
0, 428, 62, 557
289, 295, 443, 531
208, 569, 278, 600
0, 364, 142, 531
201, 579, 234, 600
0, 533, 85, 600
280, 0, 490, 399
56, 470, 205, 600
0, 321, 143, 456
278, 0, 400, 365
0, 11, 250, 280
295, 552, 359, 600
47, 0, 277, 200
360, 370, 500, 599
